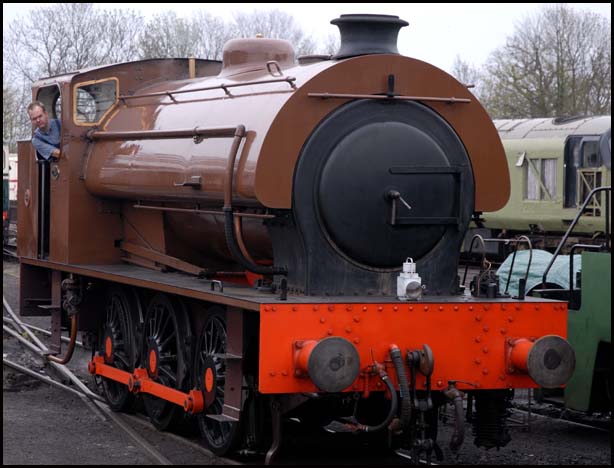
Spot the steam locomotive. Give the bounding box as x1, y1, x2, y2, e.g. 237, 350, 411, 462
17, 14, 575, 463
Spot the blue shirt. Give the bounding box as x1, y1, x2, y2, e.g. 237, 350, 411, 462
32, 119, 61, 161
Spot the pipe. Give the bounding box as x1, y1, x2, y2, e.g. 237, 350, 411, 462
224, 209, 288, 275
389, 344, 411, 429
2, 316, 83, 347
347, 366, 398, 433
443, 383, 465, 451
47, 315, 78, 364
221, 125, 287, 276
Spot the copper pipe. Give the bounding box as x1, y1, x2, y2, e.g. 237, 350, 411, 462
47, 315, 78, 364
224, 125, 247, 209
233, 215, 257, 265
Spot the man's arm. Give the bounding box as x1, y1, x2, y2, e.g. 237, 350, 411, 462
32, 135, 60, 160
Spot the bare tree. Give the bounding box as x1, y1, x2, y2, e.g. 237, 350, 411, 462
138, 11, 234, 60
232, 9, 317, 56
450, 55, 484, 100
3, 3, 144, 142
481, 4, 611, 118
191, 11, 235, 60
319, 32, 341, 56
5, 3, 143, 79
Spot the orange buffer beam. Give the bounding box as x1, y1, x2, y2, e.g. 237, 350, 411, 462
88, 355, 204, 414
259, 301, 570, 394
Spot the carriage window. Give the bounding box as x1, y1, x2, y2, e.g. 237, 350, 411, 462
74, 78, 118, 125
525, 158, 557, 201
581, 140, 601, 167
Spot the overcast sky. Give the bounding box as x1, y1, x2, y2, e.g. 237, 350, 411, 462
3, 3, 611, 72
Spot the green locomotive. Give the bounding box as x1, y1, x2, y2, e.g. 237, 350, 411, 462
474, 116, 610, 252
497, 186, 611, 413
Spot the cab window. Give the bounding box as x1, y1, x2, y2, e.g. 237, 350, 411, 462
73, 78, 118, 125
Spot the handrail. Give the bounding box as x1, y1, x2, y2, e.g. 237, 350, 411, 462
87, 126, 238, 141
541, 186, 611, 289
568, 244, 601, 304
462, 235, 532, 298
118, 76, 297, 102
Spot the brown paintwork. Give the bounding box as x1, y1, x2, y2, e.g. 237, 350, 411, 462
257, 54, 509, 211
16, 140, 38, 258
20, 59, 222, 266
82, 51, 507, 215
20, 45, 507, 279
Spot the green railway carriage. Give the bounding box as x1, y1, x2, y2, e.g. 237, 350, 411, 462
478, 116, 611, 250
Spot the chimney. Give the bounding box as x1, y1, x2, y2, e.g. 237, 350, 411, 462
331, 14, 409, 60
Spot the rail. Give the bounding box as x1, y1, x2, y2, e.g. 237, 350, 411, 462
463, 234, 532, 298
308, 92, 470, 104
541, 186, 611, 289
117, 76, 297, 102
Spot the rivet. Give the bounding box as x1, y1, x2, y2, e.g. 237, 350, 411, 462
507, 316, 514, 323
515, 304, 521, 310
474, 336, 482, 343
437, 380, 443, 387
292, 306, 297, 312
483, 326, 489, 332
378, 306, 383, 311
501, 304, 507, 310
353, 338, 360, 344
362, 306, 368, 312
500, 328, 507, 335
409, 306, 414, 311
393, 306, 398, 311
295, 370, 302, 376
272, 306, 277, 312
313, 305, 318, 311
353, 316, 360, 322
376, 381, 382, 387
483, 304, 489, 310
469, 306, 474, 311
438, 306, 443, 311
346, 305, 352, 311
474, 358, 481, 365
269, 371, 276, 377
499, 375, 506, 381
454, 306, 459, 311
482, 347, 489, 354
482, 368, 489, 375
475, 315, 482, 322
345, 326, 352, 333
327, 329, 333, 335
328, 304, 334, 312
281, 371, 288, 376
320, 317, 326, 323
534, 305, 540, 310
264, 306, 270, 312
424, 306, 429, 311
